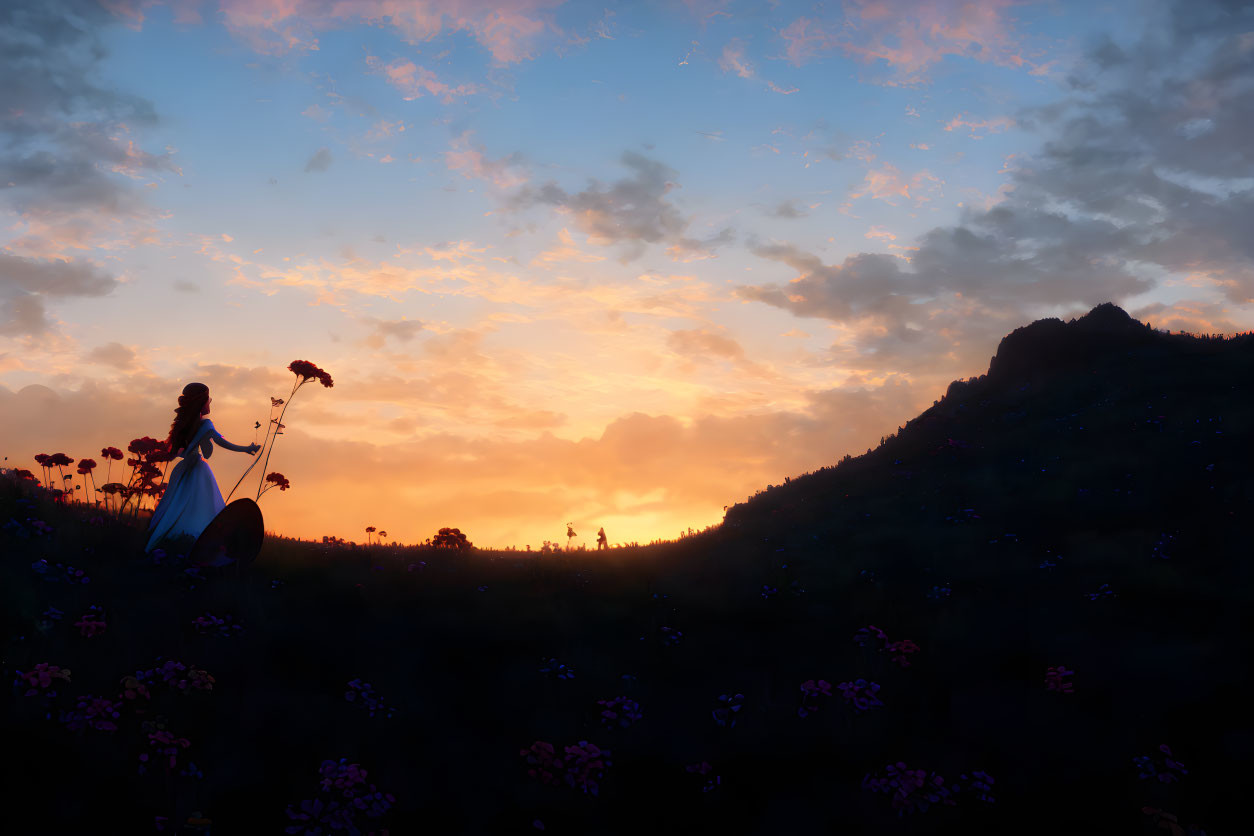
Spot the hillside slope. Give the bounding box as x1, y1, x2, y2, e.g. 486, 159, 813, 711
722, 303, 1254, 555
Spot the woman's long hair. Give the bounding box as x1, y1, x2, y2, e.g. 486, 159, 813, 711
167, 382, 209, 455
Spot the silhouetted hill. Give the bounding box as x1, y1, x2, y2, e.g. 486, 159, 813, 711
987, 302, 1156, 383
722, 303, 1254, 542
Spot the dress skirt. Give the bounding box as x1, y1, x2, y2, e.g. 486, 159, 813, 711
145, 454, 225, 552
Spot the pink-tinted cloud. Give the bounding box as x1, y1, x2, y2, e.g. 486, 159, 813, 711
1130, 300, 1245, 337
718, 38, 755, 78
366, 55, 480, 103
444, 131, 528, 189
778, 17, 840, 66
217, 0, 565, 63
531, 228, 606, 266
943, 113, 1016, 138
766, 80, 799, 95
682, 0, 733, 25
849, 163, 943, 205
779, 0, 1043, 84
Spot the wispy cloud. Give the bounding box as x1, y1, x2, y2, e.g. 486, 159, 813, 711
849, 163, 943, 205
766, 80, 799, 95
779, 0, 1046, 85
216, 0, 565, 64
666, 228, 735, 263
361, 316, 425, 349
366, 55, 479, 103
85, 341, 137, 370
943, 114, 1016, 138
504, 151, 691, 262
304, 147, 333, 172
719, 38, 755, 78
0, 253, 117, 339
531, 228, 607, 266
764, 200, 808, 219
445, 131, 528, 189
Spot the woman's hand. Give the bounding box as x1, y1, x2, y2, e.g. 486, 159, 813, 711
248, 443, 261, 455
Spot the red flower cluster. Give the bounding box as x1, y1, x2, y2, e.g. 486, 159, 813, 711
77, 459, 96, 474
101, 447, 123, 460
288, 360, 334, 388
265, 472, 291, 491
886, 639, 921, 669
18, 663, 71, 696
128, 437, 171, 461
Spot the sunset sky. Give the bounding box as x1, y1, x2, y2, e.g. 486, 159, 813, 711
3, 0, 1252, 548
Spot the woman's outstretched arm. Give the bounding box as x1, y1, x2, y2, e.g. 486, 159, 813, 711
207, 423, 260, 454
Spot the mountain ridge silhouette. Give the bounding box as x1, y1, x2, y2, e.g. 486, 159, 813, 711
722, 302, 1254, 536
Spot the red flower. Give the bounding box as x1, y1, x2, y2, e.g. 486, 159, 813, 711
14, 469, 37, 481
288, 360, 320, 380
151, 439, 175, 463
77, 459, 97, 474
47, 453, 74, 468
101, 447, 123, 461
288, 359, 333, 388
128, 437, 162, 458
34, 453, 50, 466
265, 472, 291, 491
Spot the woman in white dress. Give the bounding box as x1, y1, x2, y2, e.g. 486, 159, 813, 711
145, 382, 259, 553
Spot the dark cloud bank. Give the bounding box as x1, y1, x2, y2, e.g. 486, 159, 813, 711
0, 0, 173, 337
736, 0, 1254, 372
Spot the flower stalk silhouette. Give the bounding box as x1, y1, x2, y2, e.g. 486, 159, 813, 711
226, 360, 332, 504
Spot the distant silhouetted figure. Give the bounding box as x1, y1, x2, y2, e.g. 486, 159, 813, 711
566, 522, 576, 550
597, 527, 608, 550
146, 382, 259, 553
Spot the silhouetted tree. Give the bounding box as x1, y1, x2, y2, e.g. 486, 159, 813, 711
432, 527, 472, 550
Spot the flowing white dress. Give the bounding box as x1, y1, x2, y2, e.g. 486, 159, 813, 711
145, 418, 230, 552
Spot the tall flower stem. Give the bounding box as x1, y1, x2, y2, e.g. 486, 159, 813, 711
225, 407, 276, 504
255, 379, 301, 502
225, 379, 297, 504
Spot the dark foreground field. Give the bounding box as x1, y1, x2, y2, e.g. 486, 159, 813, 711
3, 306, 1252, 834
